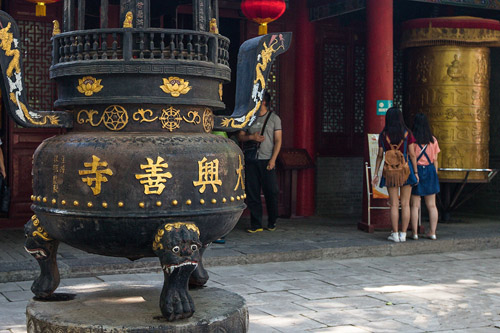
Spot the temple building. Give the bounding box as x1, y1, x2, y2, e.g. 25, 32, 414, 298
0, 0, 499, 229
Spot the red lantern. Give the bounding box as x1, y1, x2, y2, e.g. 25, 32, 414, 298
241, 0, 286, 35
25, 0, 60, 17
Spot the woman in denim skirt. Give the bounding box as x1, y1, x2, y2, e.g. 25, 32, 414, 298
410, 113, 440, 240
372, 107, 419, 243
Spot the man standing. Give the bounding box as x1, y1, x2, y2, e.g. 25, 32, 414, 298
238, 92, 282, 233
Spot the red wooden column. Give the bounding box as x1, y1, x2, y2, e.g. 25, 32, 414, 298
359, 0, 393, 232
293, 0, 316, 216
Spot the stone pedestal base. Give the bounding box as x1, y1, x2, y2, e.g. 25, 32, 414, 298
26, 286, 248, 332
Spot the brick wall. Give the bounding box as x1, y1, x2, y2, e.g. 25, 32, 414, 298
316, 157, 363, 218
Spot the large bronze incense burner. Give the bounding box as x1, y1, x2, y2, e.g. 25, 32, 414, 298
0, 0, 290, 322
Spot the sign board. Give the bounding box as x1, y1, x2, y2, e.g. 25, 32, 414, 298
376, 100, 393, 116
368, 133, 389, 199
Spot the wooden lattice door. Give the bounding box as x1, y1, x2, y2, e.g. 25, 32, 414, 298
316, 27, 365, 157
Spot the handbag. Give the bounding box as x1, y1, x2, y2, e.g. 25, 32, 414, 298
0, 175, 9, 213
243, 111, 273, 163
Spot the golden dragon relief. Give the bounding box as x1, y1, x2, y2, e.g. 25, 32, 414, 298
221, 38, 285, 129
0, 22, 59, 125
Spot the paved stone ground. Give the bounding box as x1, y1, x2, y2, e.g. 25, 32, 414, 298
1, 249, 500, 332
2, 215, 500, 283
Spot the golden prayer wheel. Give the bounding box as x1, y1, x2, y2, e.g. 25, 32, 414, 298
402, 17, 500, 181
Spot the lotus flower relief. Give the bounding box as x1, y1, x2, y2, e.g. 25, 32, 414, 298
77, 76, 103, 96
160, 77, 192, 97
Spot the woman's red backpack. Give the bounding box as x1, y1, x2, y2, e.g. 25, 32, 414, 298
383, 133, 410, 187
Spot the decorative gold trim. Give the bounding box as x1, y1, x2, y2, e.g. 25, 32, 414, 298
159, 106, 182, 131
77, 106, 129, 131
31, 215, 52, 241
219, 82, 223, 101
202, 108, 214, 133
186, 199, 192, 205
210, 18, 219, 34
156, 201, 162, 207
77, 76, 103, 97
52, 20, 61, 36
133, 108, 158, 123
139, 202, 145, 208
152, 222, 200, 251
160, 77, 192, 97
123, 11, 133, 28
118, 201, 124, 207
402, 25, 500, 49
183, 111, 201, 124
211, 199, 216, 204
171, 200, 178, 206
102, 202, 108, 208
200, 199, 205, 204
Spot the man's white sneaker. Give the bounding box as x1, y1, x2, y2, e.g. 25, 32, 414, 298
388, 232, 400, 242
399, 232, 407, 242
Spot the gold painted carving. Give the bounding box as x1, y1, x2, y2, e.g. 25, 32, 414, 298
153, 222, 200, 251
416, 55, 433, 83
133, 108, 158, 123
77, 76, 103, 96
160, 77, 192, 97
79, 155, 114, 195
31, 215, 52, 241
234, 155, 245, 191
52, 20, 61, 36
0, 23, 20, 77
406, 45, 490, 181
123, 11, 133, 28
474, 54, 489, 84
446, 55, 465, 82
219, 82, 223, 101
159, 107, 182, 131
183, 111, 201, 124
221, 38, 285, 129
193, 157, 222, 193
77, 105, 129, 131
202, 108, 214, 133
210, 18, 219, 34
135, 157, 173, 195
9, 93, 59, 125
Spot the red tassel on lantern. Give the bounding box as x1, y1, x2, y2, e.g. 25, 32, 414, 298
241, 0, 286, 35
25, 0, 60, 17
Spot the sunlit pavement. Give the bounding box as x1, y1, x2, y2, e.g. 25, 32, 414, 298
1, 249, 500, 332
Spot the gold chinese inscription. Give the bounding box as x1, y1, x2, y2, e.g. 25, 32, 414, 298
160, 77, 192, 97
193, 157, 222, 193
135, 157, 173, 195
234, 155, 245, 191
79, 155, 114, 195
77, 76, 104, 96
52, 155, 66, 194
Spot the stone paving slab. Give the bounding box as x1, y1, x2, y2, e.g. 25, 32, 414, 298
1, 215, 500, 284
1, 249, 500, 332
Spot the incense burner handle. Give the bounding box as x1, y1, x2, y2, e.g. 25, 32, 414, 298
213, 32, 292, 132
0, 11, 72, 128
